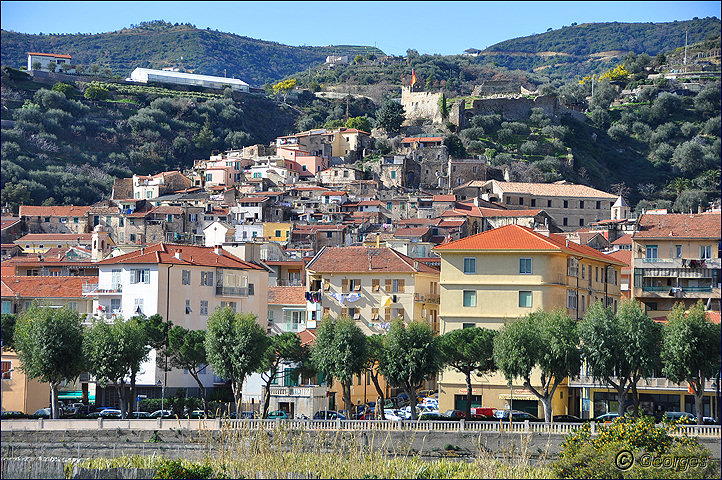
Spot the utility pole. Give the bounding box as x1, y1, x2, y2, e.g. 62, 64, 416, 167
683, 27, 689, 73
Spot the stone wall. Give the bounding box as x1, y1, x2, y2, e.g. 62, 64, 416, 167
449, 95, 588, 129
401, 87, 443, 125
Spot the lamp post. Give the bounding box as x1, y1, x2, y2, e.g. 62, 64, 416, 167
157, 380, 164, 414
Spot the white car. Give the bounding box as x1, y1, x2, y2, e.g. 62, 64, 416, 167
400, 404, 438, 419
382, 409, 403, 421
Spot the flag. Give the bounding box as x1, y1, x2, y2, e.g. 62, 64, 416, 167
411, 69, 417, 88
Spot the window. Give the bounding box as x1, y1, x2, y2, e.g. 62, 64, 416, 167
74, 217, 79, 224
44, 217, 50, 223
67, 301, 77, 311
596, 201, 601, 209
110, 298, 121, 314
462, 323, 475, 329
595, 266, 599, 282
372, 279, 380, 292
60, 217, 67, 223
530, 199, 536, 207
519, 258, 532, 274
567, 257, 579, 277
394, 308, 404, 319
326, 231, 333, 238
391, 171, 396, 179
567, 290, 578, 309
547, 200, 552, 207
349, 279, 362, 291
118, 217, 124, 227
229, 302, 237, 313
392, 279, 404, 293
462, 290, 476, 307
519, 291, 532, 308
463, 257, 476, 274
579, 219, 585, 227
275, 230, 281, 238
580, 201, 584, 209
580, 295, 585, 312
1, 361, 12, 380
200, 300, 209, 316
563, 218, 568, 226
563, 200, 569, 208
185, 299, 192, 314
146, 191, 153, 199
675, 245, 682, 258
206, 173, 213, 181
701, 245, 712, 259
181, 270, 191, 285
581, 265, 585, 280
248, 283, 255, 295
387, 202, 393, 210
189, 214, 198, 222
371, 308, 379, 320
134, 298, 144, 315
201, 271, 214, 286
130, 268, 151, 284
167, 214, 173, 223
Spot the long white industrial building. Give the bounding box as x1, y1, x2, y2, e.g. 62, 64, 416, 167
129, 68, 250, 92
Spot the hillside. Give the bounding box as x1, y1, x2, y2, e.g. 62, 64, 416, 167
0, 20, 384, 87
475, 17, 720, 76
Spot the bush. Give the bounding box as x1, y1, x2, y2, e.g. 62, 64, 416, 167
84, 85, 110, 100
553, 415, 718, 479
607, 123, 628, 141
154, 459, 216, 479
51, 82, 75, 97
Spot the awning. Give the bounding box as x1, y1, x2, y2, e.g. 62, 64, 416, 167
499, 393, 539, 401
58, 390, 95, 401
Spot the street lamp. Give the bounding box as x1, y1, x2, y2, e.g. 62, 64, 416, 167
157, 380, 164, 414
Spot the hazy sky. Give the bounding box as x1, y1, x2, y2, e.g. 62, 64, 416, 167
2, 1, 720, 56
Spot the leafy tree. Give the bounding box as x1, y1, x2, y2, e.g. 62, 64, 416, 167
90, 64, 100, 75
46, 62, 57, 73
376, 100, 405, 133
607, 123, 628, 142
438, 93, 449, 120
578, 301, 660, 417
60, 63, 73, 73
311, 316, 367, 415
590, 80, 617, 110
494, 309, 579, 422
272, 78, 297, 102
205, 308, 269, 415
1, 314, 16, 351
83, 85, 109, 100
672, 140, 707, 175
444, 134, 465, 158
439, 327, 496, 420
651, 142, 674, 168
694, 81, 721, 117
380, 320, 441, 420
662, 301, 721, 425
364, 334, 388, 419
673, 189, 707, 213
167, 326, 208, 415
194, 116, 215, 152
259, 332, 303, 418
32, 61, 42, 71
353, 55, 364, 64
13, 306, 85, 419
345, 116, 371, 133
84, 317, 149, 418
51, 82, 74, 97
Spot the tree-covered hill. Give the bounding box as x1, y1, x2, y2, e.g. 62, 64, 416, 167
0, 20, 384, 87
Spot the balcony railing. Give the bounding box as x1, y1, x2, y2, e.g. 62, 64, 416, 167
414, 293, 440, 304
635, 257, 721, 269
82, 283, 122, 295
641, 285, 714, 293
216, 286, 249, 297
570, 374, 717, 392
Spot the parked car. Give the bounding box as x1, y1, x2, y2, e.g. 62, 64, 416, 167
1, 411, 26, 419
312, 410, 347, 420
150, 409, 172, 419
132, 411, 150, 419
382, 409, 403, 421
418, 412, 448, 421
494, 409, 541, 421
470, 407, 496, 419
594, 413, 620, 423
267, 410, 289, 420
661, 411, 696, 423
444, 409, 466, 420
239, 411, 256, 419
553, 415, 584, 423
99, 409, 122, 418
33, 408, 52, 418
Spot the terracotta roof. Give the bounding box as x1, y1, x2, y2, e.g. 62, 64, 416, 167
19, 205, 91, 217
293, 186, 330, 192
489, 181, 618, 199
148, 206, 184, 215
357, 200, 382, 206
320, 191, 348, 196
1, 275, 87, 298
293, 224, 345, 232
633, 213, 721, 239
1, 217, 21, 230
398, 218, 439, 226
16, 233, 94, 243
28, 52, 72, 59
478, 208, 543, 217
433, 195, 456, 202
298, 328, 317, 347
654, 311, 721, 325
433, 224, 626, 266
437, 220, 465, 228
307, 246, 439, 274
96, 243, 263, 269
400, 137, 443, 143
605, 250, 631, 267
611, 234, 633, 245
268, 286, 306, 305
239, 197, 269, 203
394, 227, 430, 238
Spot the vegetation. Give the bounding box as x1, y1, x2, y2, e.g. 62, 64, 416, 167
258, 332, 304, 418
167, 326, 209, 415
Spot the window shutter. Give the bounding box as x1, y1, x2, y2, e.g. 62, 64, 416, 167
341, 307, 349, 317
354, 279, 361, 291
371, 308, 379, 320
398, 279, 405, 293
341, 279, 348, 293
384, 308, 391, 322
385, 279, 392, 292
323, 279, 330, 291
372, 279, 380, 292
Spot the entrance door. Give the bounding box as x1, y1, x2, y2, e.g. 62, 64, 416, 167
454, 394, 483, 411
512, 399, 539, 416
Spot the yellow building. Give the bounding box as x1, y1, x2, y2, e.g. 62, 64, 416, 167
433, 224, 624, 418
305, 246, 441, 407
263, 222, 293, 243
631, 212, 721, 318
1, 349, 50, 414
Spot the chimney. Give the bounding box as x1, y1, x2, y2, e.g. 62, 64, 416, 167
214, 245, 223, 256
414, 260, 419, 270
174, 249, 182, 261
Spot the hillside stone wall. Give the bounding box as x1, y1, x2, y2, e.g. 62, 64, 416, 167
401, 87, 443, 125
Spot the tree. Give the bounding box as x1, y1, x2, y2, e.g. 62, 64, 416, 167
444, 134, 466, 158
438, 93, 449, 120
439, 327, 496, 420
46, 62, 57, 73
1, 314, 16, 351
353, 55, 364, 64
674, 189, 707, 213
83, 85, 109, 101
578, 301, 660, 417
84, 317, 149, 418
51, 82, 74, 97
345, 116, 371, 133
194, 115, 215, 152
380, 320, 441, 420
311, 316, 367, 415
672, 141, 706, 175
376, 100, 405, 133
32, 61, 42, 71
13, 306, 85, 419
90, 64, 100, 75
364, 334, 388, 419
167, 326, 208, 415
259, 332, 303, 418
60, 63, 73, 73
662, 301, 721, 425
494, 309, 579, 422
272, 78, 297, 103
205, 308, 269, 415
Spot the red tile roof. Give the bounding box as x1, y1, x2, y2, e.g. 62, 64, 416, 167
433, 195, 456, 202
433, 224, 626, 266
611, 234, 633, 245
489, 181, 618, 199
268, 286, 306, 305
1, 217, 21, 230
633, 213, 721, 239
437, 220, 466, 228
19, 205, 91, 217
96, 243, 263, 269
298, 328, 317, 347
478, 208, 543, 217
28, 52, 72, 59
16, 233, 94, 243
307, 246, 439, 274
654, 311, 721, 325
394, 227, 430, 238
605, 250, 631, 267
1, 275, 87, 298
320, 191, 348, 196
401, 137, 443, 143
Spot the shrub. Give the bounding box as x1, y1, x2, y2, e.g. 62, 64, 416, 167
154, 459, 215, 479
51, 82, 75, 97
84, 85, 110, 101
553, 415, 718, 479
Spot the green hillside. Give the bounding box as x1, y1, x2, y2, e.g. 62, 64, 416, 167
0, 20, 384, 87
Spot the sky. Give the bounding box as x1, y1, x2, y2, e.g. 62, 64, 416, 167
2, 1, 720, 56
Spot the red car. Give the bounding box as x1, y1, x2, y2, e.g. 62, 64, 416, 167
470, 407, 497, 419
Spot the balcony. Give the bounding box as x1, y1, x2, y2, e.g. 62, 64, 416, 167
82, 283, 122, 295
569, 375, 717, 392
268, 386, 327, 398
276, 322, 305, 332
414, 293, 439, 304
216, 286, 249, 297
635, 257, 721, 270
642, 285, 713, 293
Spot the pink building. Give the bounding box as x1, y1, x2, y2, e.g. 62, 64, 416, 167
278, 147, 328, 175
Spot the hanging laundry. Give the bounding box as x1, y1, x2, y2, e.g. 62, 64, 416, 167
329, 292, 345, 304
345, 293, 361, 302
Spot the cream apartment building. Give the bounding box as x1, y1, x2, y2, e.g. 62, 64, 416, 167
433, 224, 624, 417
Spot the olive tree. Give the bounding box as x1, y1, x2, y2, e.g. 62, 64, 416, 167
494, 309, 579, 422
14, 306, 85, 419
364, 334, 388, 419
439, 327, 496, 420
259, 332, 303, 418
167, 326, 208, 415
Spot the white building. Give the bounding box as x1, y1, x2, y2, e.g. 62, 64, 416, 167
129, 68, 250, 92
27, 52, 73, 71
